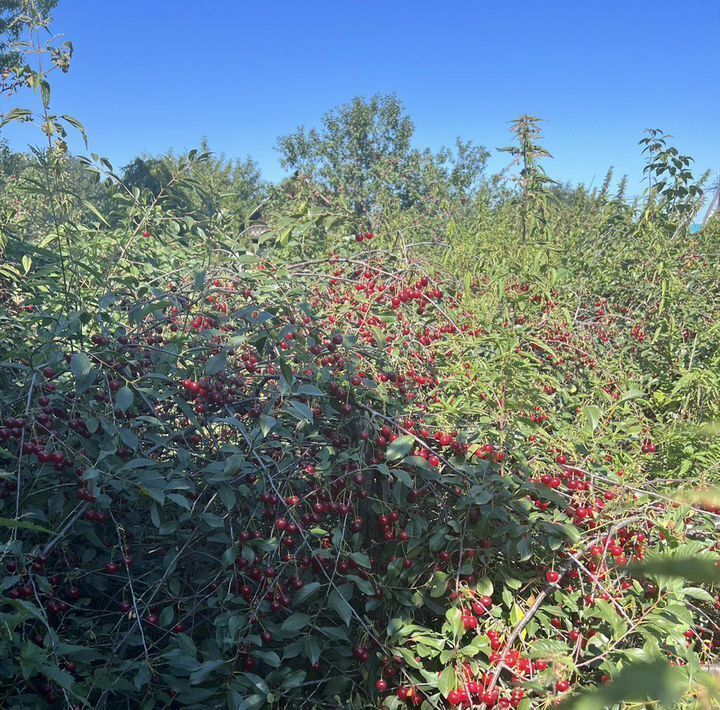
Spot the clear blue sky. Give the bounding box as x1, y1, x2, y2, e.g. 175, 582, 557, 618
4, 0, 720, 198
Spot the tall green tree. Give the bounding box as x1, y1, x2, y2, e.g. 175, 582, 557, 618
277, 93, 488, 217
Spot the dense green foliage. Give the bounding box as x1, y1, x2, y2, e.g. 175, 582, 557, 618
277, 94, 489, 219
120, 140, 265, 231
0, 3, 719, 709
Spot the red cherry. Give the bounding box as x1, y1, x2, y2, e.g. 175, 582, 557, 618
546, 570, 560, 584
462, 614, 478, 630
447, 690, 461, 706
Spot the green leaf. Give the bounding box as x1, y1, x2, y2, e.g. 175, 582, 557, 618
681, 586, 715, 602
119, 427, 138, 449
294, 581, 322, 605
281, 613, 312, 633
616, 386, 645, 404
189, 659, 226, 685
510, 603, 525, 627
115, 385, 133, 413
260, 415, 276, 437
0, 108, 32, 129
349, 552, 371, 569
296, 383, 324, 397
70, 352, 92, 378
319, 626, 349, 641
430, 571, 449, 598
581, 404, 602, 432
286, 400, 313, 422
40, 79, 51, 109
206, 351, 227, 375
329, 589, 353, 626
228, 614, 246, 640
133, 663, 151, 690
159, 606, 175, 627
529, 639, 570, 656
38, 664, 74, 690
391, 467, 414, 487
251, 650, 281, 668
438, 666, 455, 696
281, 669, 306, 690
167, 493, 192, 510
303, 637, 321, 665
463, 635, 490, 657
61, 114, 88, 147
385, 435, 415, 462
395, 647, 425, 669
346, 574, 375, 596
0, 517, 52, 534
444, 607, 463, 638
243, 672, 270, 697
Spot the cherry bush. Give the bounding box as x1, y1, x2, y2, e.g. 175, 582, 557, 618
1, 211, 720, 708
1, 5, 719, 708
